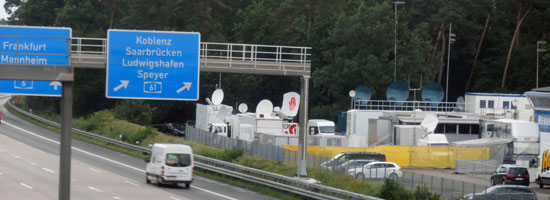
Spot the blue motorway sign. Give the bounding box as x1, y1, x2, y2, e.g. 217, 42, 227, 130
0, 25, 71, 97
0, 25, 71, 66
106, 30, 200, 100
0, 80, 61, 96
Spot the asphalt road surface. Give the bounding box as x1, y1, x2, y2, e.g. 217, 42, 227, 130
0, 96, 277, 200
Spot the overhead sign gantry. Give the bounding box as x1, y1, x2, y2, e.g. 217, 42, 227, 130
106, 30, 200, 100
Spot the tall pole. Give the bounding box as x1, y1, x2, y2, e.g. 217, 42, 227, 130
537, 41, 547, 88
446, 23, 453, 103
59, 81, 73, 200
393, 1, 405, 82
296, 76, 309, 177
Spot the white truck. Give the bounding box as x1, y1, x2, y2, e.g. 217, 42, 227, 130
145, 144, 194, 188
482, 119, 540, 162
307, 119, 336, 135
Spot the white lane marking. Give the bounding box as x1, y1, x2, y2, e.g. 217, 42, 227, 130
0, 172, 3, 175
20, 183, 33, 190
71, 179, 77, 182
42, 168, 55, 174
26, 161, 37, 166
10, 154, 21, 159
4, 121, 239, 200
124, 180, 139, 187
87, 186, 103, 193
169, 196, 181, 200
89, 167, 102, 174
113, 197, 121, 200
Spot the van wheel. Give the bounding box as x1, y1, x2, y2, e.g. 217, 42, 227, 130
146, 175, 150, 184
184, 183, 190, 189
156, 177, 163, 187
540, 182, 544, 188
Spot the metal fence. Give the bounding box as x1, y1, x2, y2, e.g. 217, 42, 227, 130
185, 126, 498, 199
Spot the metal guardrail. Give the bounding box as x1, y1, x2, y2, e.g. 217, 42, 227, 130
7, 101, 380, 200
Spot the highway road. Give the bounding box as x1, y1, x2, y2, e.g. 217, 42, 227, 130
0, 97, 277, 200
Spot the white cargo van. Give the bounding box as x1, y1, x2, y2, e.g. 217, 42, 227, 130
308, 119, 336, 135
145, 144, 194, 188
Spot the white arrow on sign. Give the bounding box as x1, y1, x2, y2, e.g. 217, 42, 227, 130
113, 80, 129, 92
176, 82, 192, 93
49, 81, 62, 90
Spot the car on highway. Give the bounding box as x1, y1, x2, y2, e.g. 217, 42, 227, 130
348, 161, 402, 180
462, 185, 537, 200
490, 164, 530, 186
145, 143, 194, 188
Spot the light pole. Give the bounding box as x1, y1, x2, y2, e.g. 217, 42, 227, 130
537, 41, 546, 88
446, 23, 456, 102
393, 1, 405, 82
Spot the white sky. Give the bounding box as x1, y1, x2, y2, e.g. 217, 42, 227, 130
0, 0, 8, 20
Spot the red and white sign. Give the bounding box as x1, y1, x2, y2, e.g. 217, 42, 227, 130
281, 92, 300, 117
289, 97, 296, 111
283, 123, 298, 135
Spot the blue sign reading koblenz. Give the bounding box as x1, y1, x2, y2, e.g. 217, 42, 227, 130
106, 30, 200, 101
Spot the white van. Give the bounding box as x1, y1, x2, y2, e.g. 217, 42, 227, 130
308, 119, 336, 135
145, 144, 194, 188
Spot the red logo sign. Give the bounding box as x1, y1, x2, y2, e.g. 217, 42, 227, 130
289, 97, 296, 111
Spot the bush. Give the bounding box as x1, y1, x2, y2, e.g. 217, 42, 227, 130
412, 184, 440, 200
378, 178, 410, 200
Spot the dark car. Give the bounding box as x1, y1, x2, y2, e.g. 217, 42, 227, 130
320, 152, 386, 170
463, 185, 536, 200
155, 123, 185, 137
490, 164, 530, 186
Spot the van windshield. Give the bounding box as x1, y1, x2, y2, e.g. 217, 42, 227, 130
165, 153, 192, 167
319, 126, 335, 134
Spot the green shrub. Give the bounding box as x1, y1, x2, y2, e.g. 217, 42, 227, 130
378, 178, 410, 200
113, 100, 155, 125
412, 184, 440, 200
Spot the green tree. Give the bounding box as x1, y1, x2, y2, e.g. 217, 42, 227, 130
114, 100, 156, 125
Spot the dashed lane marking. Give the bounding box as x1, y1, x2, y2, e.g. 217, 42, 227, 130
42, 168, 55, 174
20, 183, 33, 190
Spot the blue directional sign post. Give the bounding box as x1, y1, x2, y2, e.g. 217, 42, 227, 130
0, 25, 71, 96
106, 30, 200, 100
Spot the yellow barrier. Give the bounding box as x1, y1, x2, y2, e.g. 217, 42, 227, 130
281, 145, 489, 169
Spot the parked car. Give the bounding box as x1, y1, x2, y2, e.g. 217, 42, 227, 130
155, 123, 185, 137
320, 152, 386, 170
348, 161, 402, 180
463, 185, 536, 200
490, 164, 530, 186
331, 159, 374, 173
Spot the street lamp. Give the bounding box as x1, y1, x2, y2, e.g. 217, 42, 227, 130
537, 41, 546, 88
446, 23, 456, 102
393, 1, 405, 82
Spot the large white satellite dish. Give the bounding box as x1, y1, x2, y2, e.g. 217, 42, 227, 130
256, 99, 274, 118
420, 113, 438, 135
280, 92, 300, 118
211, 89, 224, 105
238, 103, 248, 113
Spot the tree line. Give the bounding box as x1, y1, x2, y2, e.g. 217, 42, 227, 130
3, 0, 550, 124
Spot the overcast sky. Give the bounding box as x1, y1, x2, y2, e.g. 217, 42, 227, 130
0, 0, 9, 20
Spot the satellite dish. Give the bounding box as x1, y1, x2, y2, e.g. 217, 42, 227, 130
353, 86, 372, 105
280, 92, 300, 118
218, 106, 229, 120
349, 90, 356, 98
422, 82, 444, 106
238, 103, 248, 113
211, 89, 224, 105
256, 99, 274, 118
386, 81, 409, 103
420, 113, 438, 135
456, 96, 465, 111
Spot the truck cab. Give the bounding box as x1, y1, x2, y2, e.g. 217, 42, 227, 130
209, 123, 228, 137
308, 119, 336, 136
